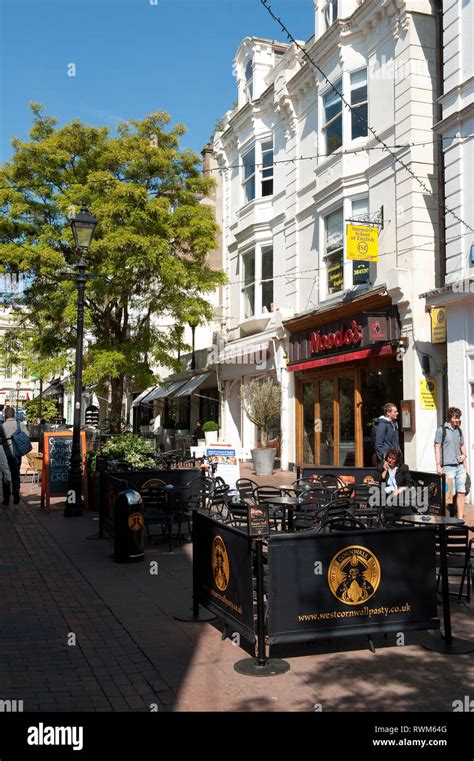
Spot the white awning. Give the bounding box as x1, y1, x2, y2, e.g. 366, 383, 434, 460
145, 380, 188, 402
131, 386, 156, 408
217, 339, 270, 364
170, 373, 211, 398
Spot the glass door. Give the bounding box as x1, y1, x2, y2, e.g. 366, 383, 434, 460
318, 379, 335, 465
300, 370, 359, 466
338, 376, 355, 466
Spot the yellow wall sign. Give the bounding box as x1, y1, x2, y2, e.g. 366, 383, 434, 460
419, 380, 437, 410
346, 224, 379, 262
431, 307, 446, 344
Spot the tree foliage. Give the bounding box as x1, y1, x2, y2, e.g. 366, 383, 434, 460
23, 397, 58, 423
241, 379, 281, 447
0, 104, 225, 429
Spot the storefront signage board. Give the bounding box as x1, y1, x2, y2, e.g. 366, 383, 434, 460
420, 380, 437, 410
346, 224, 379, 262
431, 307, 446, 344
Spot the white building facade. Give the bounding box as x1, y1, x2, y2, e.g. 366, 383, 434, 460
213, 0, 445, 472
423, 0, 474, 477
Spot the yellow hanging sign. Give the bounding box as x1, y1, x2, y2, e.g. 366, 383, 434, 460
346, 224, 379, 262
419, 380, 437, 410
431, 307, 446, 344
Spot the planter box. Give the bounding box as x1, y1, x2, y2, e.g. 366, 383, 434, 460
251, 448, 276, 476
204, 430, 218, 446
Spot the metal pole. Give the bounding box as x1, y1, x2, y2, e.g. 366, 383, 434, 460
255, 540, 267, 666
64, 258, 86, 517
38, 378, 43, 421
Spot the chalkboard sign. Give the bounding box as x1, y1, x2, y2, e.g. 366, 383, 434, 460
41, 431, 88, 511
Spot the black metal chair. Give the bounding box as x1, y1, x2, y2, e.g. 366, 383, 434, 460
235, 478, 258, 503
254, 486, 286, 531
182, 476, 215, 514
208, 479, 230, 519
291, 478, 317, 495
317, 473, 348, 492
140, 486, 184, 551
349, 482, 380, 526
317, 513, 368, 533
436, 526, 472, 603
293, 486, 334, 531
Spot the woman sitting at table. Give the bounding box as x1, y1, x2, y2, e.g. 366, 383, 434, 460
375, 448, 414, 499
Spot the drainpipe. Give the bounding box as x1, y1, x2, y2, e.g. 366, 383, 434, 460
434, 0, 446, 289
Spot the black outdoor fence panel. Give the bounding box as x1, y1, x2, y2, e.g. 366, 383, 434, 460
100, 474, 129, 537
267, 527, 438, 645
99, 469, 201, 537
410, 471, 446, 515
194, 512, 256, 644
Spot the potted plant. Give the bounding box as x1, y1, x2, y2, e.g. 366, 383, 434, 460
202, 420, 219, 446
241, 379, 281, 476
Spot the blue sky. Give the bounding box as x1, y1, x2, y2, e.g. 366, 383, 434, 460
0, 0, 313, 164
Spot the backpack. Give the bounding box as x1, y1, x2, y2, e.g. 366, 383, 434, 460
10, 421, 32, 457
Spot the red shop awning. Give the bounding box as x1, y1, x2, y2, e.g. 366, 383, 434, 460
288, 343, 395, 372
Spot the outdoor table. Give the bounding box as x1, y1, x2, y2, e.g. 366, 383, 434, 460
277, 484, 295, 493
259, 495, 299, 531
400, 514, 474, 654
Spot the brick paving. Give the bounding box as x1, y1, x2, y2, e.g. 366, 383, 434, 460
0, 501, 169, 712
0, 465, 472, 713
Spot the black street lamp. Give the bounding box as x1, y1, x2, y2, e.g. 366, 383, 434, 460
188, 318, 199, 371
15, 380, 21, 416
65, 206, 98, 518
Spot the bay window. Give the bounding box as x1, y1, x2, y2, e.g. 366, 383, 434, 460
351, 69, 368, 139
323, 81, 342, 156
241, 139, 274, 206
241, 245, 274, 319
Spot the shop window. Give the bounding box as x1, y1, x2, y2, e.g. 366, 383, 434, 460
323, 80, 342, 156
325, 208, 344, 293
351, 69, 368, 139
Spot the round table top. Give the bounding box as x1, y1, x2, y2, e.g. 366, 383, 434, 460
401, 514, 464, 526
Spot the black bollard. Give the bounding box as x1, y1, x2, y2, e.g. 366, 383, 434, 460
113, 489, 144, 563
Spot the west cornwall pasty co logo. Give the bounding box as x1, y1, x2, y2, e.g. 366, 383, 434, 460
328, 546, 381, 605
212, 535, 230, 592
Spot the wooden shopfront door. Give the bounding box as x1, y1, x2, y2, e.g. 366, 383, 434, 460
298, 369, 362, 467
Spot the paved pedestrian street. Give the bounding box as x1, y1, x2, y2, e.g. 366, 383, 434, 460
0, 483, 473, 716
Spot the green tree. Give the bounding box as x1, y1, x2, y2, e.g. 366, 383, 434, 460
241, 379, 281, 448
0, 104, 225, 430
23, 397, 58, 423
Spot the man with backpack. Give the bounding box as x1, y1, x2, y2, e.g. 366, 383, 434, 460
434, 407, 468, 520
373, 402, 401, 465
1, 405, 31, 505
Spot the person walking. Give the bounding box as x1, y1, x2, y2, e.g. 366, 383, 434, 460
1, 405, 29, 505
434, 407, 468, 520
373, 403, 401, 464
0, 435, 12, 505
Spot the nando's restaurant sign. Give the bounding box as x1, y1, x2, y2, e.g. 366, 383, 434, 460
289, 308, 400, 369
